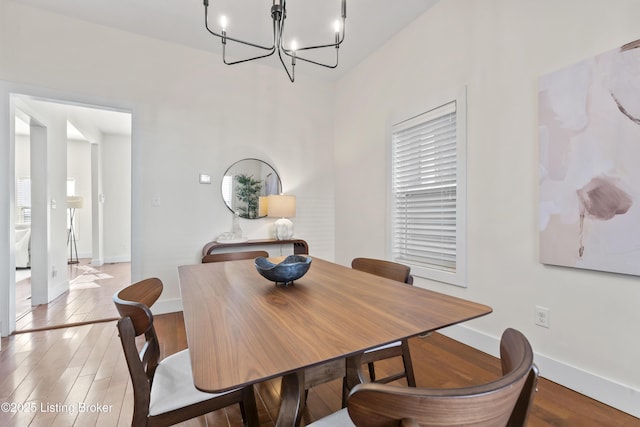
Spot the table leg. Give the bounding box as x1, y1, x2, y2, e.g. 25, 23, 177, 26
346, 352, 367, 391
276, 371, 306, 427
275, 355, 365, 427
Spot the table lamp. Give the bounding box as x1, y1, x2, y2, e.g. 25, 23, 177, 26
259, 196, 269, 217
267, 194, 296, 240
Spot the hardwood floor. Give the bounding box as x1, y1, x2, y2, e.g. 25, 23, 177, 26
1, 311, 638, 426
14, 261, 130, 332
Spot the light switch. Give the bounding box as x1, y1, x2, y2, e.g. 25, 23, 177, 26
152, 196, 160, 207
199, 173, 211, 184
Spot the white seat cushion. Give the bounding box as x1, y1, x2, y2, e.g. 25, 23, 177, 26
365, 340, 401, 353
307, 408, 354, 427
149, 349, 238, 416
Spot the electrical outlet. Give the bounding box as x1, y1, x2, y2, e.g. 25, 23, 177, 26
51, 265, 57, 278
535, 306, 550, 328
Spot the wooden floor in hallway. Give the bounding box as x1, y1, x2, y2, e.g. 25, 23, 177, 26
14, 261, 130, 332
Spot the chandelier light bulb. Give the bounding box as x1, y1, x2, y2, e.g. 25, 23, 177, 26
290, 40, 298, 52
219, 15, 228, 31
334, 20, 340, 33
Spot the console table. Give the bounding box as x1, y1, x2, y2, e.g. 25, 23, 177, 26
202, 238, 309, 257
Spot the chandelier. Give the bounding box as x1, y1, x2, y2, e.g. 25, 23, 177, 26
203, 0, 347, 82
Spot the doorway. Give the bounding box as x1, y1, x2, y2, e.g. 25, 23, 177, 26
11, 94, 132, 331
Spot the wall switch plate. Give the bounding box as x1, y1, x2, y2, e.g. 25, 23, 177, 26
199, 173, 211, 184
535, 306, 550, 328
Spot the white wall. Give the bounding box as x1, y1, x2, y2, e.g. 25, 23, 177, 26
17, 132, 129, 263
26, 106, 69, 305
102, 134, 131, 263
0, 1, 335, 323
334, 0, 640, 417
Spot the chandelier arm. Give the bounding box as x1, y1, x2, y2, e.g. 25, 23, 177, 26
279, 32, 341, 69
284, 20, 347, 52
285, 52, 338, 69
218, 33, 275, 51
223, 47, 276, 65
277, 49, 295, 83
219, 9, 277, 65
276, 16, 295, 82
204, 1, 274, 51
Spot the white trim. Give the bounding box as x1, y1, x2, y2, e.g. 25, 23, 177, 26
0, 79, 134, 337
387, 86, 467, 288
103, 255, 131, 264
151, 297, 183, 316
48, 280, 70, 304
440, 324, 640, 419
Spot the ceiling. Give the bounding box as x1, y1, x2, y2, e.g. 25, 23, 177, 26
14, 97, 132, 141
11, 0, 438, 136
13, 0, 439, 79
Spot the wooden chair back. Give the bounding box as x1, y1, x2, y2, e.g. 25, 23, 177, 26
351, 257, 416, 387
113, 278, 164, 425
114, 278, 261, 427
113, 277, 162, 335
351, 258, 413, 284
346, 328, 537, 427
202, 250, 270, 263
501, 332, 540, 426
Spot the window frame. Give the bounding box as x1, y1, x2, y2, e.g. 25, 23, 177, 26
388, 87, 467, 287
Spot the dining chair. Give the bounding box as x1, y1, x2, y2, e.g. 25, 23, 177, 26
308, 328, 539, 427
351, 257, 416, 387
113, 278, 260, 427
202, 250, 269, 263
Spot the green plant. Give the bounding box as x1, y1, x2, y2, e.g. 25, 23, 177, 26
235, 174, 263, 218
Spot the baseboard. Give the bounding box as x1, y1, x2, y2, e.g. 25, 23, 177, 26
151, 297, 183, 316
103, 255, 131, 264
84, 255, 130, 266
49, 280, 69, 302
440, 324, 640, 419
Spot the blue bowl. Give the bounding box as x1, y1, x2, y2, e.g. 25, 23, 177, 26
255, 255, 312, 286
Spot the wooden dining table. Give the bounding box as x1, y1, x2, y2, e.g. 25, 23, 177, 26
178, 257, 492, 426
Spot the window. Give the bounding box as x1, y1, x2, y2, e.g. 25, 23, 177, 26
16, 177, 31, 224
390, 89, 467, 287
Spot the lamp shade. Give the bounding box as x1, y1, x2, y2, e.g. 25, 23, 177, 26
67, 196, 84, 209
267, 195, 296, 218
259, 196, 269, 217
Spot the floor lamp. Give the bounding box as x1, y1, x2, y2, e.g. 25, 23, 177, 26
67, 196, 83, 264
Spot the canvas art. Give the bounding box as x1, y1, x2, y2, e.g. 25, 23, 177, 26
539, 39, 640, 276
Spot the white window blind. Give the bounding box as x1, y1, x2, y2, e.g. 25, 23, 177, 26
16, 177, 31, 224
391, 94, 466, 286
16, 177, 31, 208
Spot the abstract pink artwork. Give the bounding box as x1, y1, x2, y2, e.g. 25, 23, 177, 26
539, 39, 640, 276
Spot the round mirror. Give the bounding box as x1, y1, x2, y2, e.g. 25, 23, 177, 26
221, 159, 282, 219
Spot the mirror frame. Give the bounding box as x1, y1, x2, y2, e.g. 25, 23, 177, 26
221, 158, 282, 219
